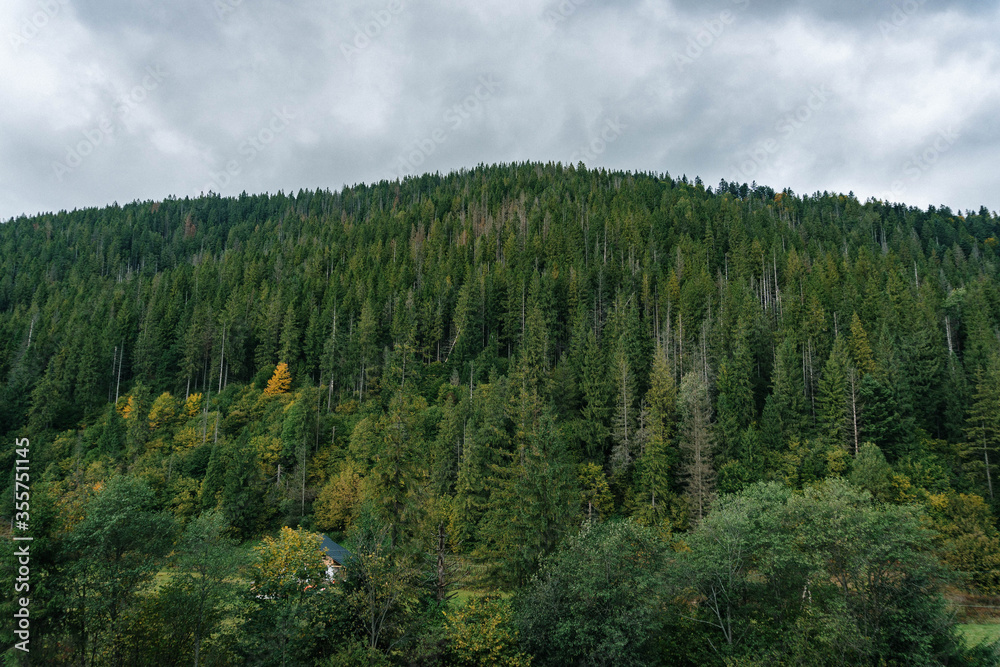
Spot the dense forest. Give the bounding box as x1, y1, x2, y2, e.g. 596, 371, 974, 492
2, 162, 1000, 665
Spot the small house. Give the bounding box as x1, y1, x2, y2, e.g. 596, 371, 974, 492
320, 535, 352, 580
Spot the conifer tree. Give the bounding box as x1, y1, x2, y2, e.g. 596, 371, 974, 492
966, 354, 1000, 502
579, 329, 611, 461
477, 409, 578, 587
716, 328, 754, 460
358, 299, 379, 398
609, 344, 637, 474
678, 372, 716, 524
817, 336, 852, 451
769, 338, 806, 439
849, 312, 877, 376
632, 345, 677, 524
264, 362, 292, 396
278, 302, 300, 371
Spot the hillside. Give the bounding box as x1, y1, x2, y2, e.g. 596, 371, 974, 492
3, 162, 1000, 664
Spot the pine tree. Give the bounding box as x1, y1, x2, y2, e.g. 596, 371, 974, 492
75, 333, 104, 417
369, 391, 429, 550
578, 462, 614, 521
716, 328, 754, 460
358, 299, 379, 398
277, 303, 300, 371
817, 337, 852, 452
477, 409, 578, 587
264, 362, 292, 396
770, 338, 806, 439
579, 329, 611, 462
966, 354, 1000, 502
609, 344, 637, 474
28, 346, 72, 431
678, 372, 716, 524
849, 312, 877, 376
632, 345, 677, 525
858, 373, 908, 461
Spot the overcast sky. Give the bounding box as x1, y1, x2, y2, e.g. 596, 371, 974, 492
1, 0, 998, 221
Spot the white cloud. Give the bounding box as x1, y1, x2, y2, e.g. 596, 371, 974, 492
1, 0, 998, 221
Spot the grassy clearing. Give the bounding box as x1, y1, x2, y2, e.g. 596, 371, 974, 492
958, 623, 1000, 647
447, 588, 511, 610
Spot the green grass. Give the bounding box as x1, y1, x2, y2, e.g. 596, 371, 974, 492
447, 588, 512, 609
958, 623, 1000, 647
449, 589, 486, 607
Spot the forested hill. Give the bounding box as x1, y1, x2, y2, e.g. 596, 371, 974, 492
3, 162, 1000, 663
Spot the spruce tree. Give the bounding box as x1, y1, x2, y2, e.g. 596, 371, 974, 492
678, 372, 716, 524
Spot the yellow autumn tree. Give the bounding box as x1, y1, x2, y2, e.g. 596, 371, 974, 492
265, 362, 292, 396
251, 435, 283, 477
315, 461, 363, 532
443, 595, 532, 667
184, 393, 203, 417
251, 526, 327, 596
120, 395, 137, 420
148, 392, 177, 431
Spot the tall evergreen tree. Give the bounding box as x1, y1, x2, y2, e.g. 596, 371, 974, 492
678, 371, 716, 524
966, 354, 1000, 503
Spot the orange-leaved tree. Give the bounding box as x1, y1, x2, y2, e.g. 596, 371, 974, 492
265, 362, 292, 396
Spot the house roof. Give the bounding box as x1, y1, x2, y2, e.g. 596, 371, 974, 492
320, 535, 352, 565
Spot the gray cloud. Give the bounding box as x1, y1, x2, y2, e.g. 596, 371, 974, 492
1, 0, 998, 221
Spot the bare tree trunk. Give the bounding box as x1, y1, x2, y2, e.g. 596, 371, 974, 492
849, 370, 859, 456
436, 522, 448, 601
984, 428, 994, 500
218, 325, 226, 394
115, 341, 123, 404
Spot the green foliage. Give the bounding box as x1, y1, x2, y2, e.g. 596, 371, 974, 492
678, 372, 716, 524
341, 512, 423, 656
678, 479, 965, 665
444, 595, 531, 666
240, 526, 347, 665
3, 164, 1000, 663
171, 510, 244, 664
517, 519, 669, 666
476, 409, 579, 588
62, 476, 177, 664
